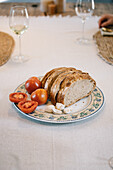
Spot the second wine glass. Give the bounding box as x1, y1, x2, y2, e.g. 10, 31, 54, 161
75, 0, 95, 44
9, 6, 29, 63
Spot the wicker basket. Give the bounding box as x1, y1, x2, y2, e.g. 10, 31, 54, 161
0, 32, 15, 66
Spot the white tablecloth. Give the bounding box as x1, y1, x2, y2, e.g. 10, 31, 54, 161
0, 16, 113, 170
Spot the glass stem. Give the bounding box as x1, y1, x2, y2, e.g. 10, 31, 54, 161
82, 19, 85, 40
19, 35, 21, 57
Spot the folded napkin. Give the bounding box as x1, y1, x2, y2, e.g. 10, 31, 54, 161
100, 27, 113, 36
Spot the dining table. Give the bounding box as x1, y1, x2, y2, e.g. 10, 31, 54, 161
0, 2, 113, 170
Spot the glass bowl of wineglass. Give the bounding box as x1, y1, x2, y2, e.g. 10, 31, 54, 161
109, 157, 113, 169
9, 6, 29, 63
75, 0, 95, 44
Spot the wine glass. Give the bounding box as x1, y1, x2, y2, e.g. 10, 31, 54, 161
75, 0, 95, 44
9, 6, 29, 63
109, 157, 113, 169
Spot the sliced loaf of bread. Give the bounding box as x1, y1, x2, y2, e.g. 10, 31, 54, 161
41, 67, 96, 107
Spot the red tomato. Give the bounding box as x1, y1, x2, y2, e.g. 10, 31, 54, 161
31, 89, 48, 105
25, 77, 41, 94
9, 92, 28, 103
18, 100, 38, 114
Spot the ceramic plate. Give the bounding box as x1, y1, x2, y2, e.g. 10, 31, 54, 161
13, 79, 104, 124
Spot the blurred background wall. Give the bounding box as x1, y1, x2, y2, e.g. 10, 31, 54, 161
1, 0, 113, 3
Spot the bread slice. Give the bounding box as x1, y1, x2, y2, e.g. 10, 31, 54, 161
42, 67, 69, 96
41, 67, 66, 88
41, 68, 60, 88
50, 69, 82, 105
57, 72, 96, 107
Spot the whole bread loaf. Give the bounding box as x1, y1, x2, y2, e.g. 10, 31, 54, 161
41, 67, 96, 107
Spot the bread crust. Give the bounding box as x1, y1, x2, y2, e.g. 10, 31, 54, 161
50, 68, 81, 105
41, 68, 58, 88
41, 67, 67, 88
43, 67, 67, 95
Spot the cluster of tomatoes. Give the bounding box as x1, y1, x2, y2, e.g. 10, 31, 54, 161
9, 77, 48, 114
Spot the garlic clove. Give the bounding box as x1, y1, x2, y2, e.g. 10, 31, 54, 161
55, 103, 65, 111
52, 107, 62, 114
63, 107, 72, 114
